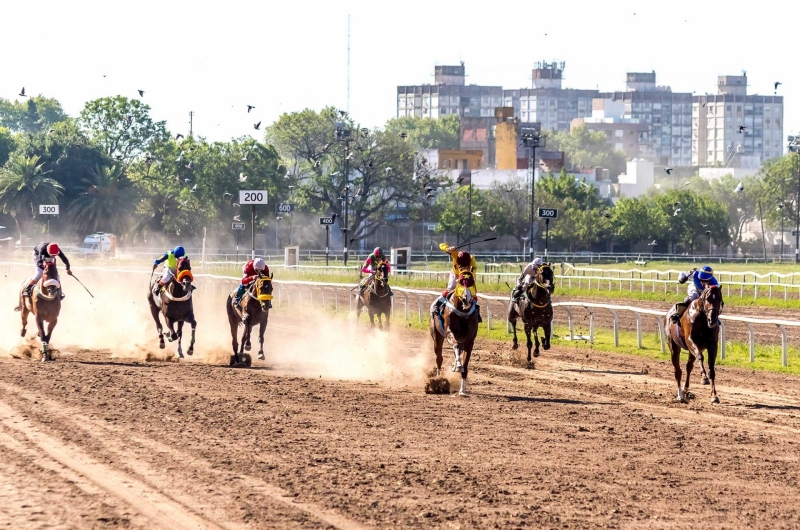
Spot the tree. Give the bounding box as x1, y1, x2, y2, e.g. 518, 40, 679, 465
0, 96, 67, 134
611, 197, 666, 248
486, 176, 531, 250
267, 108, 442, 242
436, 185, 490, 243
651, 190, 730, 252
384, 115, 460, 150
703, 173, 761, 251
760, 153, 800, 232
0, 154, 63, 237
0, 127, 15, 167
68, 164, 137, 235
79, 97, 168, 162
547, 125, 627, 177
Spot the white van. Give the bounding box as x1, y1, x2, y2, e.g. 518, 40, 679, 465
81, 233, 117, 259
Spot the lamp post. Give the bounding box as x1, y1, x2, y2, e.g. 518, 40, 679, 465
521, 127, 545, 261
457, 170, 473, 251
335, 120, 352, 264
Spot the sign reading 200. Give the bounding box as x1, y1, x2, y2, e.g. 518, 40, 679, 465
238, 190, 269, 205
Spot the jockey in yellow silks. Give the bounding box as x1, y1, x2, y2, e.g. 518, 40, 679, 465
431, 243, 482, 322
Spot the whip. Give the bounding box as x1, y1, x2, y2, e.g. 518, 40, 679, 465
70, 273, 94, 298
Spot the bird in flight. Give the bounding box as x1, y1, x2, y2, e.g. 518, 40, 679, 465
399, 132, 408, 139
238, 172, 247, 183
19, 87, 26, 98
473, 211, 482, 217
385, 167, 392, 174
254, 121, 261, 130
774, 81, 782, 94
648, 240, 657, 246
489, 225, 497, 232
734, 182, 744, 193
191, 184, 197, 192
738, 125, 747, 134
665, 168, 673, 175
673, 208, 681, 216
138, 90, 145, 97
223, 192, 232, 198
247, 105, 255, 113
175, 133, 184, 141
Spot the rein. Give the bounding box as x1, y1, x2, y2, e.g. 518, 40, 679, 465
163, 282, 192, 302
445, 299, 477, 318
525, 281, 550, 309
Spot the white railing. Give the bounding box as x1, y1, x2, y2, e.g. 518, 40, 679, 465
2, 262, 799, 367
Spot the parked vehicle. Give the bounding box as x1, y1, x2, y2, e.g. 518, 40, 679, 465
80, 233, 117, 259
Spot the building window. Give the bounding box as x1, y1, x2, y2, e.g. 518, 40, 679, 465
776, 119, 782, 128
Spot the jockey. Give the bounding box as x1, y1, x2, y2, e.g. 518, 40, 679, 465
233, 257, 272, 311
670, 265, 720, 323
359, 247, 393, 296
511, 256, 546, 302
431, 244, 482, 322
152, 245, 186, 296
22, 242, 72, 300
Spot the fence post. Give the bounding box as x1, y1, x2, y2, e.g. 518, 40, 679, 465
565, 307, 574, 341
636, 313, 642, 349
657, 317, 665, 353
609, 309, 619, 347
779, 324, 788, 367
746, 323, 755, 362
588, 309, 594, 344
486, 300, 492, 331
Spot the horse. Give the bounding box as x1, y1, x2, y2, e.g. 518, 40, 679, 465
429, 271, 480, 396
148, 257, 197, 358
356, 262, 392, 329
225, 273, 274, 366
19, 259, 62, 362
508, 264, 555, 367
665, 285, 724, 404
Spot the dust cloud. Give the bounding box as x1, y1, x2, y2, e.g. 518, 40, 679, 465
0, 265, 431, 388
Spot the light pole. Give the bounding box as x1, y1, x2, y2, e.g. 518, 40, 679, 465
521, 127, 545, 261
335, 120, 352, 264
457, 170, 473, 251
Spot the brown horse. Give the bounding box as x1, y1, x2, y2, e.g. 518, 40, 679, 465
356, 262, 392, 329
508, 264, 555, 367
148, 257, 197, 358
429, 271, 480, 396
19, 260, 61, 362
226, 273, 274, 366
665, 285, 724, 404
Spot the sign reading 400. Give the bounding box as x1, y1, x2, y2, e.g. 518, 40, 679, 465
239, 190, 269, 205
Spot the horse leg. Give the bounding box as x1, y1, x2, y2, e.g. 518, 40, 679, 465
708, 341, 720, 404
524, 323, 533, 366
697, 351, 710, 385
45, 317, 57, 362
187, 315, 196, 356
683, 352, 696, 400
257, 320, 266, 360
510, 313, 519, 350
175, 321, 184, 359
459, 338, 475, 396
149, 301, 165, 349
532, 326, 541, 358
164, 316, 178, 342
20, 303, 29, 338
229, 317, 240, 365
35, 315, 47, 362
430, 316, 444, 378
542, 319, 552, 350
452, 343, 464, 373
670, 339, 686, 403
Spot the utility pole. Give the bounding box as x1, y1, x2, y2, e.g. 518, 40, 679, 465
346, 14, 351, 115
790, 137, 800, 263
521, 127, 545, 261
189, 111, 194, 138
335, 120, 352, 264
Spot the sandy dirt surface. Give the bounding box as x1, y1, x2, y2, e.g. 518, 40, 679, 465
2, 268, 800, 529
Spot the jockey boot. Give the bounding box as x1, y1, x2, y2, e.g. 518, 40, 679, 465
388, 285, 394, 297
152, 281, 164, 297
59, 289, 65, 300
476, 303, 483, 323
431, 296, 446, 315
23, 283, 34, 298
233, 285, 246, 307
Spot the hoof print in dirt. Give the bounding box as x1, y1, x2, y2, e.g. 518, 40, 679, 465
526, 361, 536, 370
230, 353, 252, 368
425, 378, 451, 395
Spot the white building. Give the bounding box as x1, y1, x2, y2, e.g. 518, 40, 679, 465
617, 159, 655, 198
698, 167, 760, 181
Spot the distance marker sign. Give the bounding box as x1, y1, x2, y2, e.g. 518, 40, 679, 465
239, 190, 269, 205
319, 217, 336, 226
538, 208, 558, 219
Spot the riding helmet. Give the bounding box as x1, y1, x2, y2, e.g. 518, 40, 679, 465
47, 243, 60, 256
253, 258, 266, 270
173, 246, 186, 258
373, 247, 382, 256
533, 257, 543, 267
456, 251, 472, 268
697, 265, 714, 282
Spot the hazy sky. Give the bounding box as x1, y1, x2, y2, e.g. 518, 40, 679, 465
2, 0, 796, 148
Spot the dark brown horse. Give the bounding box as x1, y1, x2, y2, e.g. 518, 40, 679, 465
356, 262, 392, 329
666, 285, 723, 404
19, 260, 61, 362
508, 264, 555, 367
429, 271, 480, 396
148, 257, 197, 358
226, 273, 274, 366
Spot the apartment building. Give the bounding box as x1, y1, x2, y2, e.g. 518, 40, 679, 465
692, 73, 784, 166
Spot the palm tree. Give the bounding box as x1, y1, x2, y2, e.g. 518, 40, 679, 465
0, 154, 63, 239
68, 164, 136, 235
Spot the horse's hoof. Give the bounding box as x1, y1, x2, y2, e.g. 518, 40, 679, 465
257, 352, 265, 361
702, 377, 710, 385
176, 352, 184, 359
511, 343, 518, 350
170, 333, 178, 341
244, 343, 252, 352
711, 396, 720, 404
20, 329, 25, 338
458, 391, 468, 397
159, 341, 165, 350
187, 347, 194, 356
526, 361, 535, 370
543, 343, 551, 351
229, 355, 237, 366
533, 350, 540, 358
684, 391, 695, 400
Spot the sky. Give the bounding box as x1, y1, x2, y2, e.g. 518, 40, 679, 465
1, 0, 796, 149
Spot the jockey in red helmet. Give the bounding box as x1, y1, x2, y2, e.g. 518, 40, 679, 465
233, 258, 271, 317
20, 242, 72, 303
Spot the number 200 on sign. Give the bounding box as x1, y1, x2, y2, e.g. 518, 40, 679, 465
239, 190, 269, 204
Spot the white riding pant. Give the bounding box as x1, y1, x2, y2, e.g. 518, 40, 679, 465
161, 267, 176, 283
446, 271, 456, 291
684, 285, 700, 304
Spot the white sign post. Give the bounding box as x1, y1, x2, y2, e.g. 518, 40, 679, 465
239, 191, 269, 259
39, 205, 59, 240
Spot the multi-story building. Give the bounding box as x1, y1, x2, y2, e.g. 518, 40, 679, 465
599, 72, 693, 167
570, 99, 651, 160
502, 61, 599, 132
692, 73, 784, 166
396, 63, 503, 119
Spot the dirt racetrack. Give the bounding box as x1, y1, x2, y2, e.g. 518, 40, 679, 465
2, 273, 800, 528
